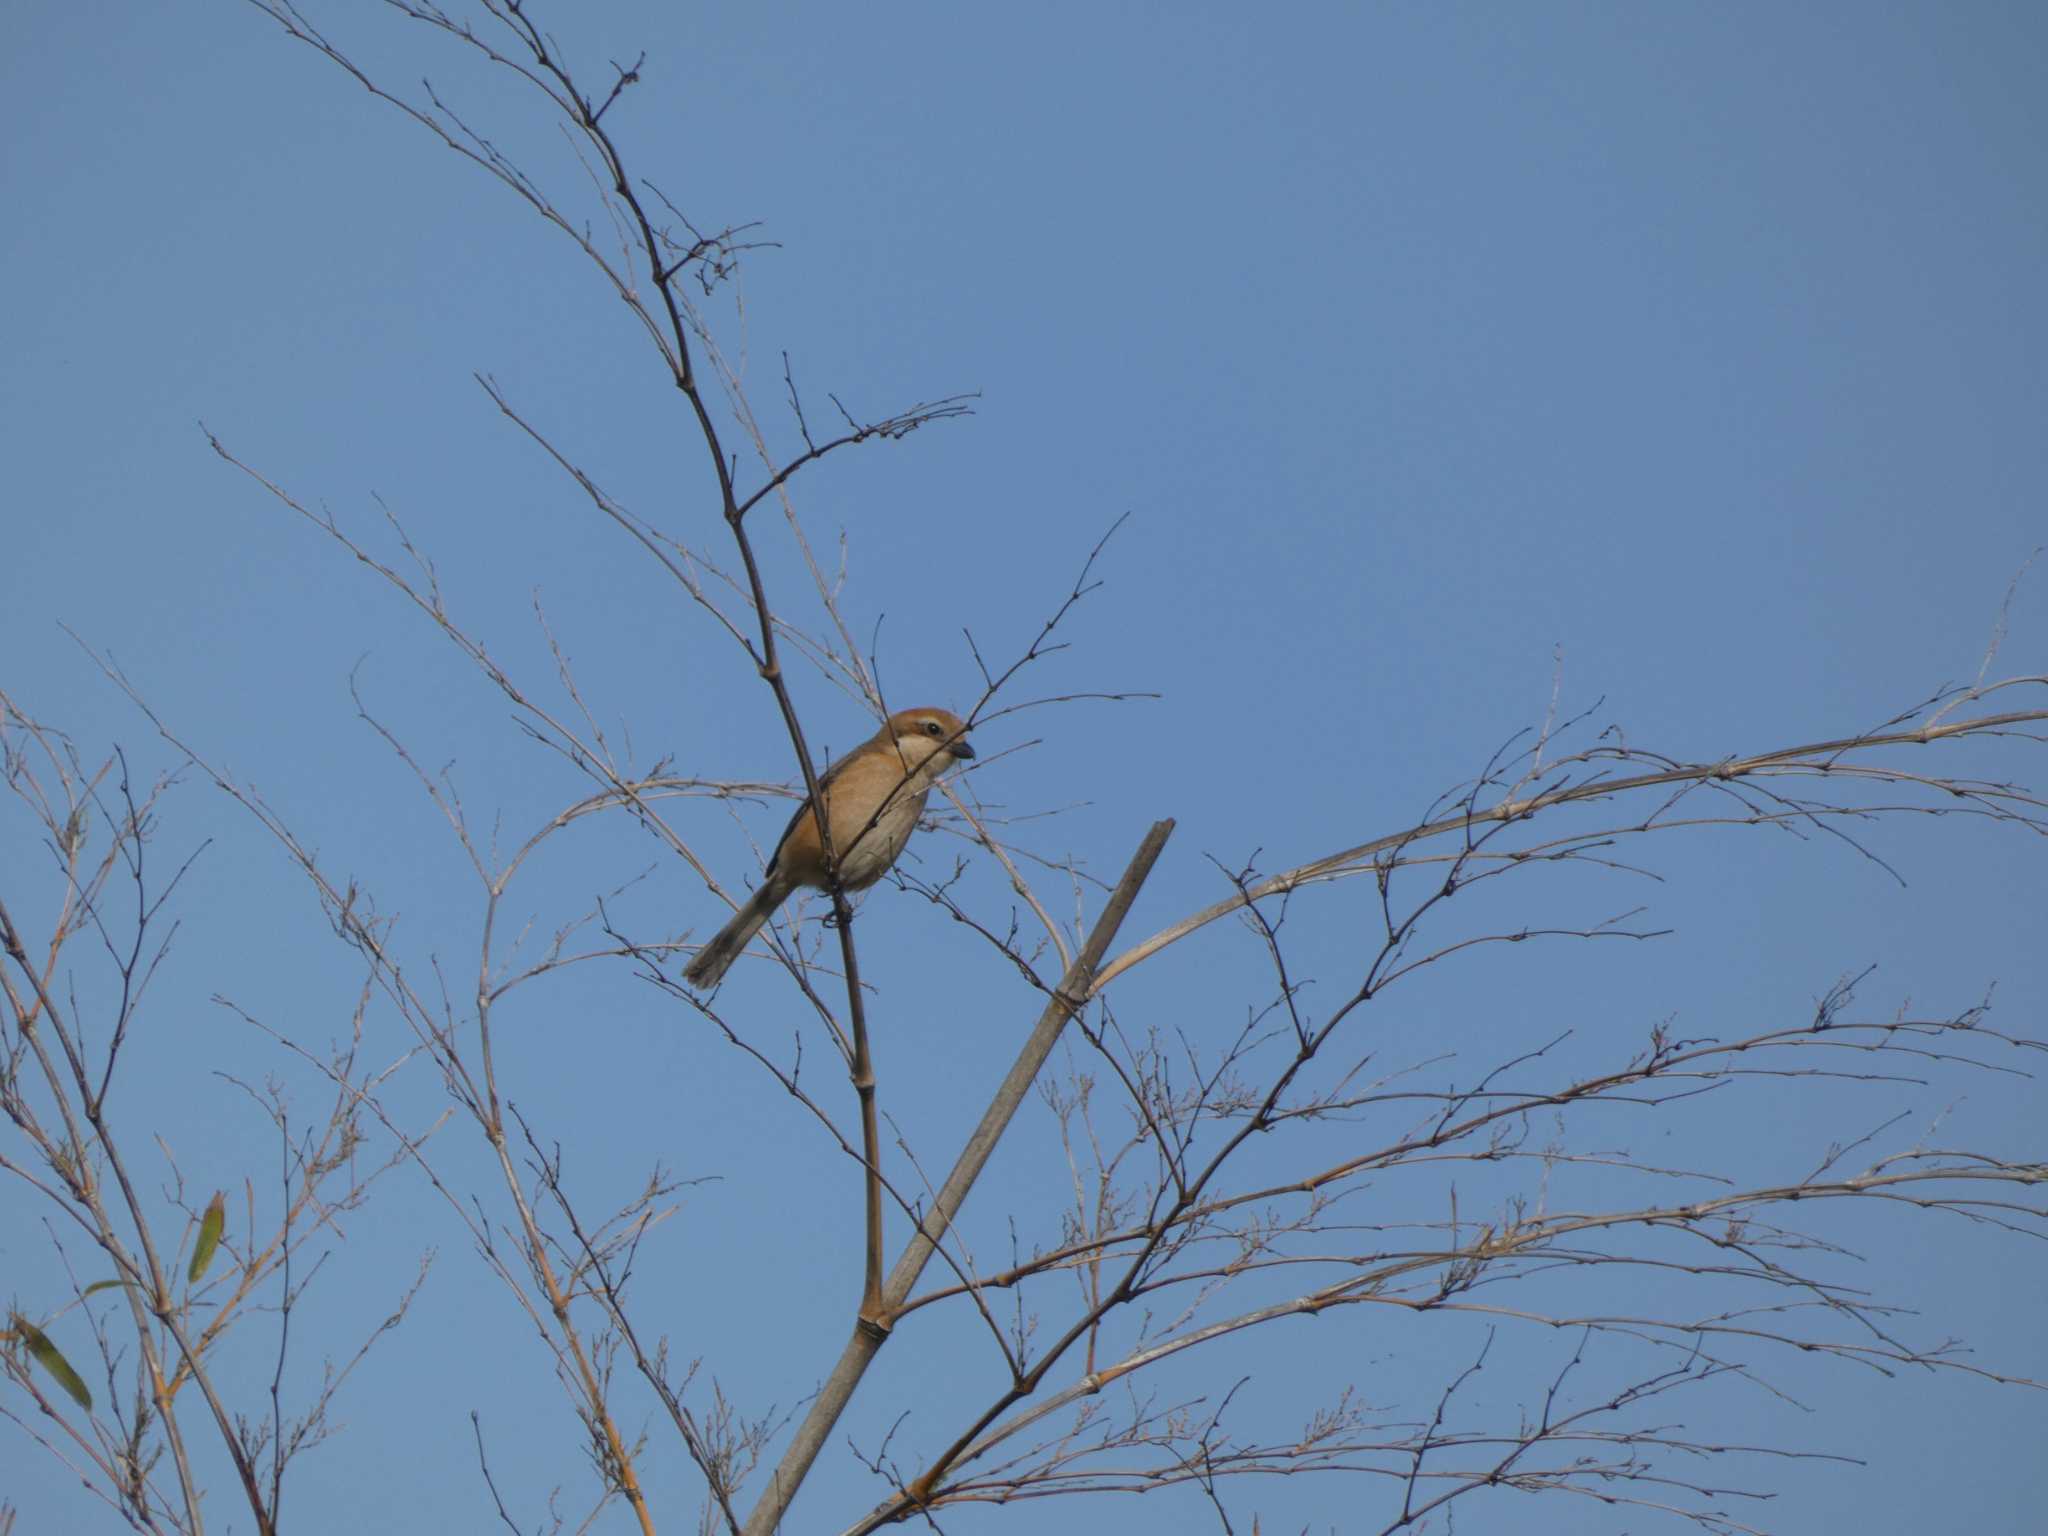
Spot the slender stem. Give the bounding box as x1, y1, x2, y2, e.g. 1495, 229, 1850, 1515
1092, 703, 2048, 993
834, 905, 887, 1320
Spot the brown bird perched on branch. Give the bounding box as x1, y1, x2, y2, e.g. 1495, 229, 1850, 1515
683, 706, 976, 988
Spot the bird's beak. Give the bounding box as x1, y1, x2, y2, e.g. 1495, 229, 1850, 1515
951, 737, 976, 760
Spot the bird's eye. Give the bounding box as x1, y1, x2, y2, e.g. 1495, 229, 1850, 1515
925, 721, 941, 736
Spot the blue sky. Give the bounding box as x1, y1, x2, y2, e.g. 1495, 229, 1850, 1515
4, 4, 2045, 1533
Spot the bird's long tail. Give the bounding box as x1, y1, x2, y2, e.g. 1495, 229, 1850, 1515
684, 881, 784, 987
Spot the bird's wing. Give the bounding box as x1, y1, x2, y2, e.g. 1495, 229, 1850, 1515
764, 745, 866, 876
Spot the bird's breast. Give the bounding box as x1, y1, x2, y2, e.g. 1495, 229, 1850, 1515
835, 784, 930, 888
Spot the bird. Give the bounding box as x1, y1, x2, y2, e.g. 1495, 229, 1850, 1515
683, 706, 976, 988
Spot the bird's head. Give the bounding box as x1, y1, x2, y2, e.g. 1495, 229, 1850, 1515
885, 707, 975, 773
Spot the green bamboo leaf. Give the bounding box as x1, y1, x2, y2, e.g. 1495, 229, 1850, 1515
13, 1314, 92, 1411
81, 1279, 132, 1298
188, 1191, 226, 1285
